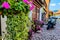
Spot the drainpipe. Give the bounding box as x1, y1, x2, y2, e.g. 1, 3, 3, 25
45, 0, 50, 19
45, 0, 50, 21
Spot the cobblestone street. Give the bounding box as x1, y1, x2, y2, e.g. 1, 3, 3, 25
31, 19, 60, 40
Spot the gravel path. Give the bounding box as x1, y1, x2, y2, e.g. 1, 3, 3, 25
31, 19, 60, 40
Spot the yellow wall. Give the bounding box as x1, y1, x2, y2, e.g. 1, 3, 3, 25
54, 13, 60, 16
45, 0, 50, 19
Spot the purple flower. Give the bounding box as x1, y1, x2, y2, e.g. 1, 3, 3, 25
36, 25, 41, 30
2, 2, 10, 9
40, 20, 44, 24
29, 29, 33, 33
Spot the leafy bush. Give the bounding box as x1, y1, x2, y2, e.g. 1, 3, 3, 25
5, 13, 31, 40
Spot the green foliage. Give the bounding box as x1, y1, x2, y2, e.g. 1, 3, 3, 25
0, 0, 30, 15
4, 13, 31, 40
0, 0, 32, 40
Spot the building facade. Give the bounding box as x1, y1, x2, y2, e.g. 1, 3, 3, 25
32, 0, 50, 21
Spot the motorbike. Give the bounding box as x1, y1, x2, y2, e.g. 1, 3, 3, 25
47, 17, 57, 30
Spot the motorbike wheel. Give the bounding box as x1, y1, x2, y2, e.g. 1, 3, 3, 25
47, 24, 52, 30
47, 26, 50, 30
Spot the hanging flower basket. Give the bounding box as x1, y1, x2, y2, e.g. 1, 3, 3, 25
0, 0, 35, 40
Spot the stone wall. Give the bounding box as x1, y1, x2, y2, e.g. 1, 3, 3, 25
1, 16, 7, 39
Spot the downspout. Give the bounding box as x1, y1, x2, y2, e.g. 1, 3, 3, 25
45, 0, 50, 20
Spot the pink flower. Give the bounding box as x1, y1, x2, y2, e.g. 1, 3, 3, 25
23, 0, 32, 4
23, 0, 35, 10
29, 4, 35, 10
23, 0, 28, 3
2, 2, 10, 9
27, 1, 32, 4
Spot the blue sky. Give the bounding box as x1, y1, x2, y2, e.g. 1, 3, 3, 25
49, 0, 60, 11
